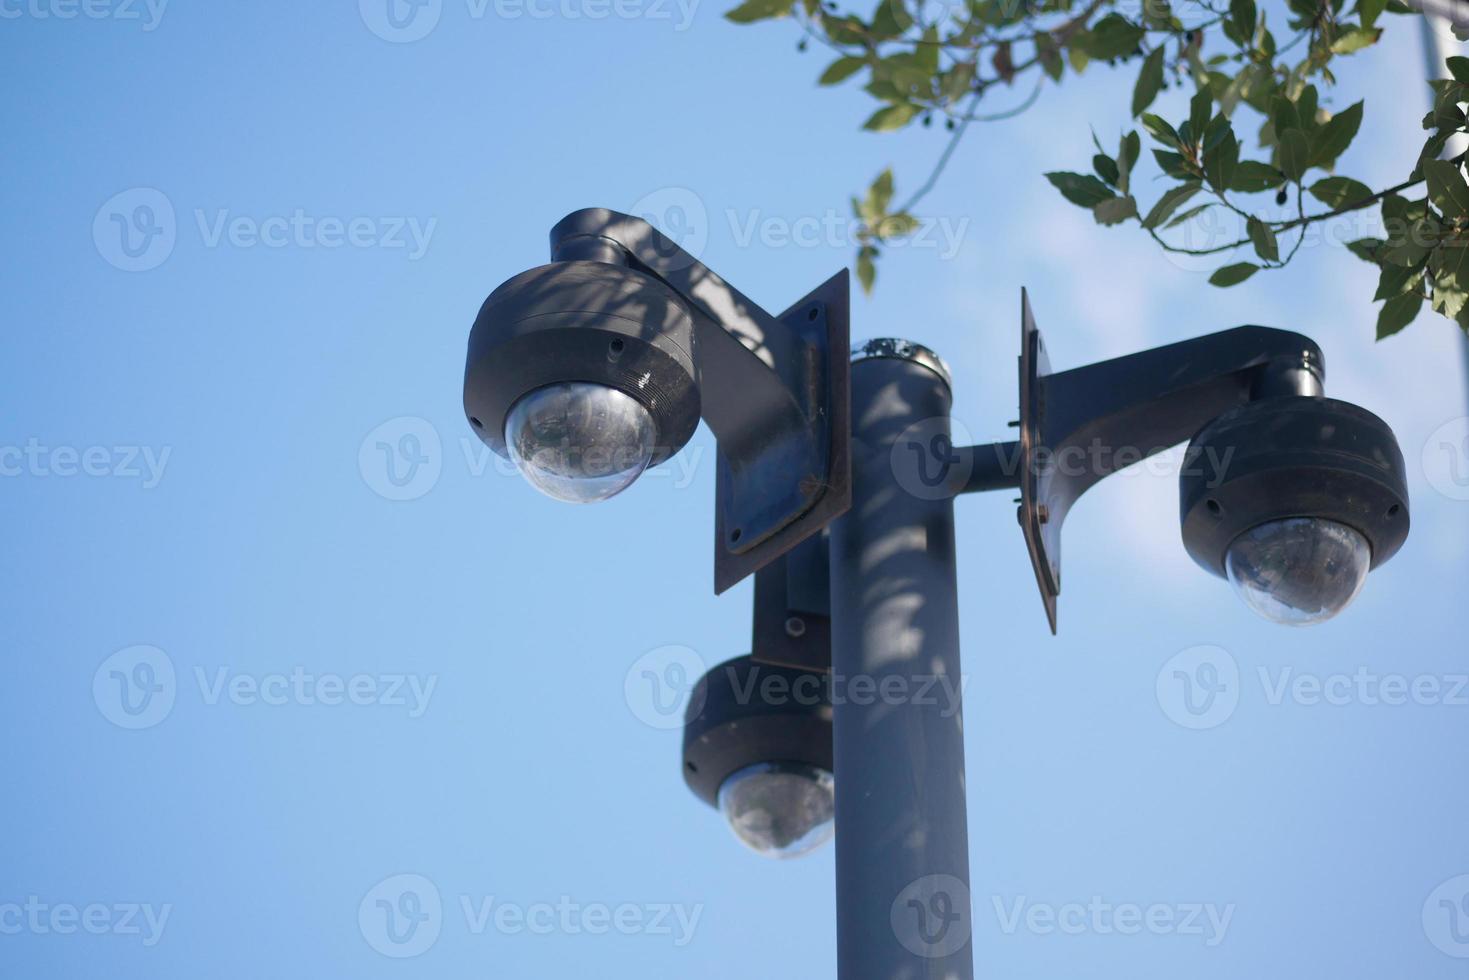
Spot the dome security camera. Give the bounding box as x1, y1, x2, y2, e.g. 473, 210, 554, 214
682, 656, 834, 860
463, 260, 701, 504
1179, 396, 1410, 625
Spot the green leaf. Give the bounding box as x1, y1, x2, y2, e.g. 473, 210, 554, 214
1210, 262, 1261, 286
870, 0, 914, 38
941, 61, 977, 100
874, 212, 921, 238
1309, 102, 1364, 168
1330, 26, 1382, 54
1383, 217, 1439, 267
1230, 160, 1286, 192
1271, 95, 1302, 136
1035, 34, 1064, 81
1079, 14, 1146, 60
1221, 16, 1246, 47
910, 26, 938, 75
1296, 86, 1320, 130
819, 56, 867, 85
1428, 83, 1468, 129
1435, 281, 1469, 319
1432, 240, 1469, 282
1230, 0, 1257, 36
879, 53, 933, 94
1094, 196, 1139, 225
1094, 154, 1121, 186
1346, 237, 1386, 262
1359, 0, 1386, 28
1374, 262, 1422, 301
1278, 128, 1311, 182
1141, 181, 1203, 229
1256, 24, 1278, 59
1045, 171, 1117, 208
1133, 46, 1166, 117
1118, 131, 1141, 193
1189, 89, 1214, 146
1432, 241, 1469, 314
864, 76, 903, 102
856, 245, 878, 294
1141, 113, 1181, 147
1201, 113, 1233, 153
1218, 65, 1253, 117
1448, 55, 1469, 85
861, 170, 895, 221
1248, 216, 1280, 262
1166, 203, 1216, 228
1204, 128, 1240, 192
1424, 159, 1469, 217
1153, 150, 1198, 180
1309, 176, 1374, 209
1377, 291, 1423, 339
725, 0, 791, 21
1424, 131, 1454, 164
1382, 194, 1424, 225
863, 103, 922, 132
821, 12, 867, 43
1431, 245, 1469, 316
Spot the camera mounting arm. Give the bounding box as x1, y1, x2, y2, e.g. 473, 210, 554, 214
958, 290, 1327, 633
549, 209, 851, 593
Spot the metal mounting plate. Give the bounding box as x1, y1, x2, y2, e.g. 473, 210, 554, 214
713, 270, 851, 594
1018, 289, 1060, 634
750, 532, 831, 673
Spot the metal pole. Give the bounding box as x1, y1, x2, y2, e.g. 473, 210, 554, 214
1420, 5, 1469, 398
828, 341, 974, 980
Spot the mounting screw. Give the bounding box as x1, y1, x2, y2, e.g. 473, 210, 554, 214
784, 616, 807, 638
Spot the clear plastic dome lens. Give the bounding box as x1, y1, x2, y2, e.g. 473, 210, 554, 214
504, 382, 657, 504
1225, 517, 1372, 626
717, 761, 835, 860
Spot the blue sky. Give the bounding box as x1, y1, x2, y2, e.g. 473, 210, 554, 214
2, 2, 1467, 977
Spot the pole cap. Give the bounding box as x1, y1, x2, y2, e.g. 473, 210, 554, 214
851, 338, 952, 390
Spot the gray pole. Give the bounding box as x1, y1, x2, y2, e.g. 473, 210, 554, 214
828, 341, 974, 980
1419, 4, 1469, 395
